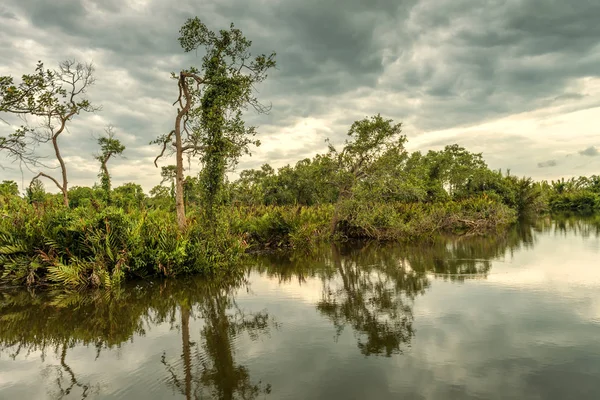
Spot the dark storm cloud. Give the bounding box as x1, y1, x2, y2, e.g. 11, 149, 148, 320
382, 0, 600, 130
538, 160, 558, 168
579, 146, 599, 157
1, 0, 600, 189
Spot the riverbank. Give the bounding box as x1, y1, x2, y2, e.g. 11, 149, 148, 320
1, 195, 516, 288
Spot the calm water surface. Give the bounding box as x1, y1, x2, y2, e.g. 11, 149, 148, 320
1, 217, 600, 399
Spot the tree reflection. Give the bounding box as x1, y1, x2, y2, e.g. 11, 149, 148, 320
160, 275, 274, 400
0, 273, 273, 400
316, 244, 423, 356
40, 342, 98, 399
253, 221, 543, 356
552, 214, 600, 238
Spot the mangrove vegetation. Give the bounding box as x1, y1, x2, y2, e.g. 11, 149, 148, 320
1, 17, 599, 289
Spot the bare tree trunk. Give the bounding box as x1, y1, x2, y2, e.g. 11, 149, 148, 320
155, 72, 205, 231
181, 305, 193, 400
175, 115, 186, 231
53, 124, 69, 207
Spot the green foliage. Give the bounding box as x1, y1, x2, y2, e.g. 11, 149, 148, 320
95, 125, 126, 202
542, 176, 600, 214
0, 61, 56, 164
112, 182, 147, 211
0, 196, 250, 287
0, 180, 19, 197
177, 17, 276, 222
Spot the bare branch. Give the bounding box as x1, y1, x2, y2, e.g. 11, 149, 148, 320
180, 144, 206, 152
154, 130, 175, 167
30, 172, 62, 192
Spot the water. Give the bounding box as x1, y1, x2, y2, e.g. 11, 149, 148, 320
1, 217, 600, 399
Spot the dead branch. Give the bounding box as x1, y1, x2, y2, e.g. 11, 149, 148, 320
154, 130, 175, 167
30, 171, 62, 192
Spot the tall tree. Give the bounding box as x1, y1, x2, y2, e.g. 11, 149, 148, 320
154, 17, 276, 230
20, 60, 97, 207
95, 125, 125, 203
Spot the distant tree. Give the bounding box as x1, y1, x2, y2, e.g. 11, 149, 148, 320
68, 185, 105, 208
95, 125, 125, 203
149, 184, 174, 210
160, 165, 177, 199
26, 178, 46, 204
113, 182, 147, 210
421, 144, 487, 198
0, 180, 19, 197
153, 17, 276, 230
327, 114, 406, 233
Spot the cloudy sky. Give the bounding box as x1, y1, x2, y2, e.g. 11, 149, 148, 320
1, 0, 600, 192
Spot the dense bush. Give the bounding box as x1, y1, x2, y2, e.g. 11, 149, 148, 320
0, 198, 247, 288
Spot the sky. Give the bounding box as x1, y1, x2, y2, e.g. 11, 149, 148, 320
1, 0, 600, 193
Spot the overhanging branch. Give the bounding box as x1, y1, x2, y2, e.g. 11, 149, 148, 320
30, 171, 62, 192
154, 130, 175, 167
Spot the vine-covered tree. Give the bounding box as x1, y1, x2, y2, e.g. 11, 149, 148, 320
154, 17, 276, 230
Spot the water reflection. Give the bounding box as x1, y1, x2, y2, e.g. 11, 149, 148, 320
159, 278, 273, 399
251, 221, 541, 356
0, 272, 273, 400
1, 218, 599, 399
552, 214, 600, 238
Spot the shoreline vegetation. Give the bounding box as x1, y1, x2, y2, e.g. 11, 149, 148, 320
1, 18, 600, 288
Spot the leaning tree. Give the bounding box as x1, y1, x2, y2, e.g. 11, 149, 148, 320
154, 17, 276, 230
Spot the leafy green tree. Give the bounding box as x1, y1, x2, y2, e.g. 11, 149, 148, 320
25, 177, 46, 204
149, 185, 173, 210
112, 183, 147, 210
95, 125, 125, 203
68, 185, 105, 208
0, 180, 19, 197
419, 145, 487, 200
327, 114, 406, 233
153, 17, 276, 230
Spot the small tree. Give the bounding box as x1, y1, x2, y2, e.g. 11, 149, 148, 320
0, 180, 19, 197
26, 178, 46, 205
154, 17, 276, 230
95, 125, 125, 203
160, 165, 177, 199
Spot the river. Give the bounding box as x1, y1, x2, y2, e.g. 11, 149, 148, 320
1, 216, 599, 399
